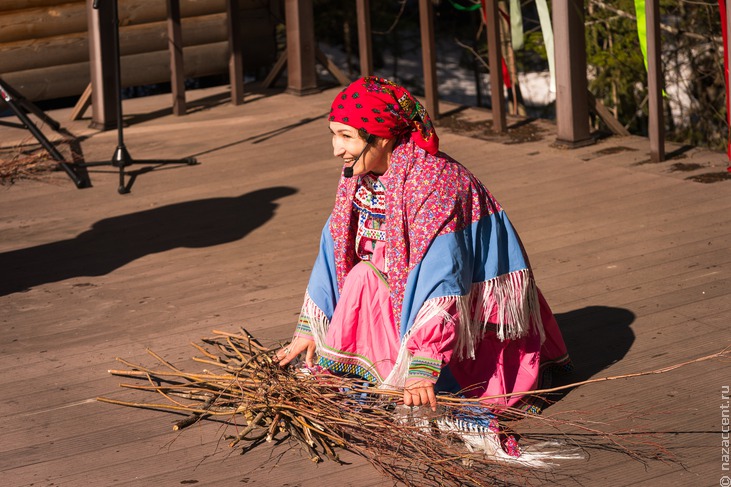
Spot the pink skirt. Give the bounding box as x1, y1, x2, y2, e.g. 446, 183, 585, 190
320, 252, 570, 410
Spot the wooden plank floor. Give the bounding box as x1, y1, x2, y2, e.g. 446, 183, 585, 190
1, 84, 729, 487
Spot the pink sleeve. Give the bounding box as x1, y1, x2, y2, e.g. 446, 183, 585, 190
405, 304, 458, 384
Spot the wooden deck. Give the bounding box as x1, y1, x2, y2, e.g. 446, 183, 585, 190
1, 84, 729, 487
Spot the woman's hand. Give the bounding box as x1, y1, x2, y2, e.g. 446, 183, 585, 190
403, 379, 437, 411
276, 336, 316, 367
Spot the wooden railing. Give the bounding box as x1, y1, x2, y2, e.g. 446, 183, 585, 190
2, 0, 673, 159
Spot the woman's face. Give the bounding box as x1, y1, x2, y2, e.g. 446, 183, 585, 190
329, 122, 391, 176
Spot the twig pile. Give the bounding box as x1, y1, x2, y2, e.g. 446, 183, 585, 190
98, 329, 541, 485
98, 329, 712, 486
0, 144, 59, 184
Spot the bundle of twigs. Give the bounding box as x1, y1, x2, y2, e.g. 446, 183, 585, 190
0, 145, 59, 184
97, 329, 540, 485
99, 329, 724, 486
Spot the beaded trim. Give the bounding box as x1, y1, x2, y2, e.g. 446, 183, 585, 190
318, 357, 379, 383
294, 316, 313, 338
353, 174, 386, 257
408, 356, 442, 382
352, 174, 386, 217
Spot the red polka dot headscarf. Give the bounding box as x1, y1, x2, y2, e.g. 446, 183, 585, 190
329, 76, 439, 155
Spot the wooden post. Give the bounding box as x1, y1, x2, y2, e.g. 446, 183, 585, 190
553, 0, 593, 147
646, 0, 664, 161
418, 0, 438, 119
285, 0, 319, 95
86, 0, 118, 130
356, 0, 373, 77
227, 0, 245, 105
167, 0, 186, 115
484, 0, 505, 132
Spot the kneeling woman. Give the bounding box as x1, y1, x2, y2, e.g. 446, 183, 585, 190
278, 76, 571, 422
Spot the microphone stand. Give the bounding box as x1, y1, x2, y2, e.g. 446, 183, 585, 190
77, 0, 197, 194
0, 78, 87, 188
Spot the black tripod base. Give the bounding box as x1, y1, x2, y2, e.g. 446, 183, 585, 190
78, 145, 197, 194
1, 77, 91, 189
65, 165, 92, 189
112, 145, 132, 168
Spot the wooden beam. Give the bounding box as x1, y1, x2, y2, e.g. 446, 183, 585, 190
646, 0, 664, 161
484, 0, 505, 132
0, 14, 228, 74
167, 0, 187, 115
263, 47, 350, 89
0, 0, 227, 44
315, 48, 350, 86
226, 0, 244, 105
86, 0, 117, 131
262, 50, 288, 88
0, 0, 71, 11
355, 0, 373, 77
587, 90, 630, 136
4, 42, 229, 102
1, 1, 88, 44
69, 82, 92, 121
285, 0, 318, 95
418, 0, 438, 119
553, 0, 593, 147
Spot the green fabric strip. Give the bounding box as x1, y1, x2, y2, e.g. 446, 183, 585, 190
510, 0, 524, 50
364, 260, 389, 288
535, 0, 555, 92
448, 0, 482, 11
634, 0, 665, 95
634, 0, 649, 71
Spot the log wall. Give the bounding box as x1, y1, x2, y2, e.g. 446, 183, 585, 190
0, 0, 279, 102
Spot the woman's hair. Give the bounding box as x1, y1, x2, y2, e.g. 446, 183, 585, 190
356, 127, 376, 143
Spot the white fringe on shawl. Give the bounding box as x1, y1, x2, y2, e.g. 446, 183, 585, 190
435, 414, 587, 469
298, 290, 331, 351
302, 276, 573, 467
382, 268, 544, 390
464, 267, 545, 350
392, 406, 586, 469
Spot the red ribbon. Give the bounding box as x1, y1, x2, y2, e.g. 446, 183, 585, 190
480, 0, 512, 89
